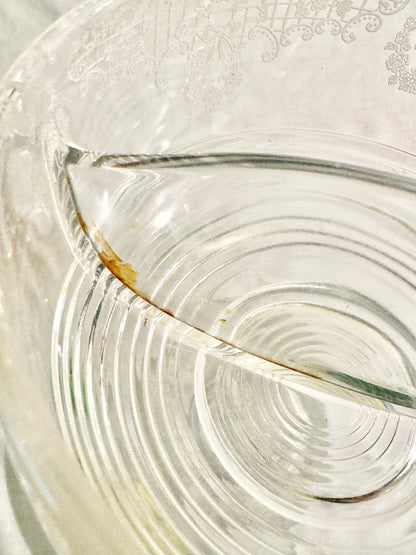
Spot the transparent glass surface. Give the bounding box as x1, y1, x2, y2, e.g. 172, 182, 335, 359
2, 0, 416, 553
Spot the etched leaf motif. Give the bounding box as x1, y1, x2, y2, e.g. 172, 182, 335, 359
336, 0, 353, 17
295, 1, 311, 18
404, 16, 416, 31
395, 30, 411, 50
311, 0, 330, 9
195, 6, 210, 17
385, 16, 416, 95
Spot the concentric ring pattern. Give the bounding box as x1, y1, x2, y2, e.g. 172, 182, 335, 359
52, 145, 416, 551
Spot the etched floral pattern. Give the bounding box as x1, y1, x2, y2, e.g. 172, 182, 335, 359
385, 16, 416, 94
67, 0, 409, 106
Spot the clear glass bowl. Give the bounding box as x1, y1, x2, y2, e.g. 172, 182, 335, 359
2, 1, 416, 553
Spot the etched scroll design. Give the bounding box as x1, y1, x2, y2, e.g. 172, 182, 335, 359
67, 0, 409, 106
